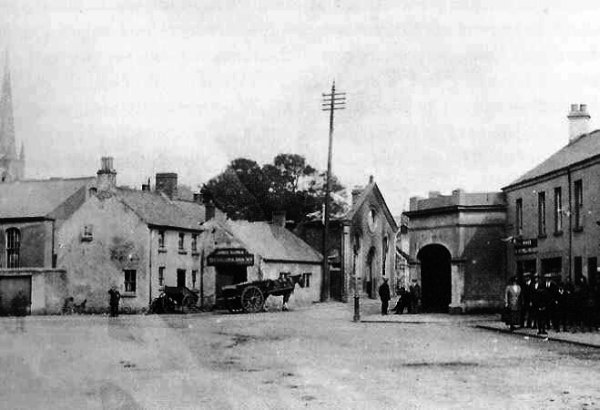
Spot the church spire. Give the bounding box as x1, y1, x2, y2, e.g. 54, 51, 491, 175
0, 48, 16, 159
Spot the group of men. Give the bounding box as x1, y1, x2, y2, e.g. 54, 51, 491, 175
378, 278, 422, 315
504, 272, 600, 335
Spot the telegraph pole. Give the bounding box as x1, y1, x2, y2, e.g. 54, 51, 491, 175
321, 81, 346, 302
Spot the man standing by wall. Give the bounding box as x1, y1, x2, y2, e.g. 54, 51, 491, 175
108, 286, 121, 318
378, 278, 390, 315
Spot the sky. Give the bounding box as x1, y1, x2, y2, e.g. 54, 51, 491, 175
1, 0, 600, 215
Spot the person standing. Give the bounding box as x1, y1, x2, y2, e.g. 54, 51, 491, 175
108, 286, 121, 317
393, 286, 409, 314
378, 278, 391, 315
504, 276, 522, 331
409, 279, 422, 314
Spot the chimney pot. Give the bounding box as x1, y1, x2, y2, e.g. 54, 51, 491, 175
96, 156, 117, 192
155, 173, 178, 200
567, 103, 591, 142
369, 175, 374, 184
272, 210, 286, 227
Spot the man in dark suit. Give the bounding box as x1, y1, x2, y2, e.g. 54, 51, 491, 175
378, 278, 390, 315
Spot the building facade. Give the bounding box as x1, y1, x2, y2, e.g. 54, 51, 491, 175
295, 177, 398, 302
504, 104, 600, 287
404, 189, 507, 313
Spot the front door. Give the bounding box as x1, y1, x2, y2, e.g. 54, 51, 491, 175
177, 270, 186, 288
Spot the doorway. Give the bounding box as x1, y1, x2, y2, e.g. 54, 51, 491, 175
177, 269, 186, 288
417, 244, 451, 312
365, 247, 376, 298
0, 276, 32, 316
215, 266, 248, 297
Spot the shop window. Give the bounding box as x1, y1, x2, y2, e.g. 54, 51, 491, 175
6, 228, 20, 268
124, 270, 137, 293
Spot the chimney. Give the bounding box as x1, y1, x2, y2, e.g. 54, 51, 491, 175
272, 210, 286, 227
351, 186, 363, 206
96, 156, 117, 192
428, 191, 441, 198
204, 199, 216, 221
368, 175, 374, 184
155, 173, 178, 199
567, 103, 591, 142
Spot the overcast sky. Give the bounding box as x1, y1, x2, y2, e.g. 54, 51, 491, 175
1, 0, 599, 214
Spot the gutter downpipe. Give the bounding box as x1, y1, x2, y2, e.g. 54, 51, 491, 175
568, 167, 573, 282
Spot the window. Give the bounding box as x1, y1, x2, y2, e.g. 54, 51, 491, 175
82, 225, 93, 241
367, 209, 377, 232
538, 191, 546, 237
6, 228, 20, 268
554, 187, 562, 233
88, 187, 97, 197
192, 270, 197, 289
158, 267, 165, 287
124, 270, 137, 293
178, 233, 185, 251
192, 234, 198, 252
158, 231, 165, 248
302, 272, 312, 288
516, 198, 523, 236
382, 236, 389, 276
574, 179, 583, 230
177, 269, 186, 287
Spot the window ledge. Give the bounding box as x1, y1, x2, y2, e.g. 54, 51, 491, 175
192, 251, 200, 256
122, 292, 136, 298
158, 248, 167, 253
178, 250, 188, 255
553, 231, 563, 237
573, 227, 584, 233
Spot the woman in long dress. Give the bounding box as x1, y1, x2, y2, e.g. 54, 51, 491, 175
504, 276, 522, 331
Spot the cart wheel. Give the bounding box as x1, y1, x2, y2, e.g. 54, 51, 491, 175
240, 286, 264, 313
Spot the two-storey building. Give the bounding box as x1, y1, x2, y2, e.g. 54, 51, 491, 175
504, 104, 600, 287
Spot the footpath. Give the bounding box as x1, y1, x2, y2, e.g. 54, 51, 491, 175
359, 300, 600, 348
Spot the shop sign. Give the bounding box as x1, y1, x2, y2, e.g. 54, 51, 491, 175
207, 248, 254, 266
514, 238, 537, 255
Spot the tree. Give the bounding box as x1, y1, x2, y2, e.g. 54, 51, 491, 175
202, 154, 347, 224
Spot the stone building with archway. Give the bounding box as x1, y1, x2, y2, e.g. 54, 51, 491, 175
404, 189, 507, 313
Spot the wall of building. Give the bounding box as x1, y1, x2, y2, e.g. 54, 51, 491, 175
505, 160, 600, 284
0, 220, 53, 268
150, 228, 202, 299
0, 268, 67, 314
57, 195, 151, 313
346, 197, 397, 300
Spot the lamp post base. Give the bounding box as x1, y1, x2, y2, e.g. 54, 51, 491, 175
353, 294, 360, 322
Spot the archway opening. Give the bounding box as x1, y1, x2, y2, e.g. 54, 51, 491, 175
417, 244, 451, 313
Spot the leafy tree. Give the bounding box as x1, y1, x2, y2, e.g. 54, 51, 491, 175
202, 154, 347, 224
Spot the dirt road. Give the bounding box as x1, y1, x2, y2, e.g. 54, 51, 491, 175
1, 302, 599, 409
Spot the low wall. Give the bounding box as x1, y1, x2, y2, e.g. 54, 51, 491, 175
0, 268, 68, 314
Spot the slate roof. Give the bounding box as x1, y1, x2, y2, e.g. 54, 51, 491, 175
0, 177, 93, 219
221, 219, 322, 263
117, 189, 204, 231
505, 130, 600, 189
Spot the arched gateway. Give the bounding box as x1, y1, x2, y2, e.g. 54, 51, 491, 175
417, 244, 452, 312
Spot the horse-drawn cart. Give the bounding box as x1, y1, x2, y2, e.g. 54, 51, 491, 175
217, 273, 304, 313
149, 285, 199, 314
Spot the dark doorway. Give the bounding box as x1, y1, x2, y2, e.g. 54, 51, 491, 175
365, 247, 376, 298
417, 245, 451, 312
0, 276, 32, 316
215, 266, 248, 297
177, 269, 186, 287
588, 257, 597, 287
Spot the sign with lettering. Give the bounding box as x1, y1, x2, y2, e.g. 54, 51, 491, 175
514, 238, 538, 255
207, 248, 254, 266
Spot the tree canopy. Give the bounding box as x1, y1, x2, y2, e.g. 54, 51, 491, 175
202, 154, 347, 224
